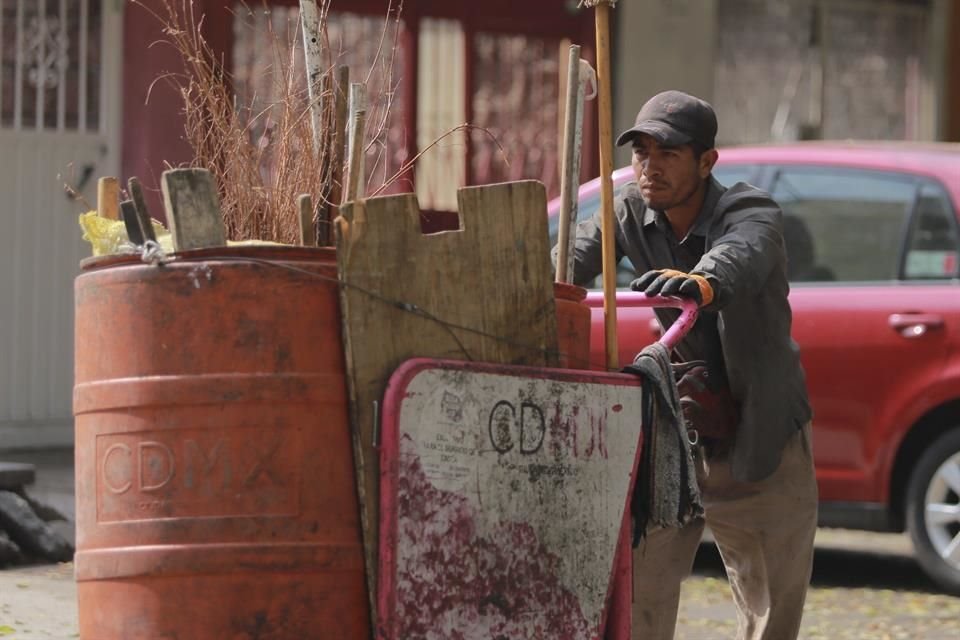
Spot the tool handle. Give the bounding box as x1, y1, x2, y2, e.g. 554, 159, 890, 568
97, 177, 119, 220
555, 44, 582, 285
634, 294, 699, 352
595, 2, 619, 370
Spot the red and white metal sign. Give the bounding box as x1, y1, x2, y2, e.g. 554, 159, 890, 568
378, 359, 645, 639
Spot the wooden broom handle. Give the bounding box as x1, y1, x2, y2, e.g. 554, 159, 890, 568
97, 177, 119, 220
595, 2, 619, 370
555, 44, 582, 285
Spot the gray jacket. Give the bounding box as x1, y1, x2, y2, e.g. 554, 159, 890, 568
564, 178, 812, 482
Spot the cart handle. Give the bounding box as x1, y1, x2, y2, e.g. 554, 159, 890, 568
635, 294, 699, 352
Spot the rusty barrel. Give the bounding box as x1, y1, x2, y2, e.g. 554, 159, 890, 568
554, 281, 592, 369
73, 246, 369, 639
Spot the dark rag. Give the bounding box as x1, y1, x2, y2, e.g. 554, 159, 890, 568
623, 342, 703, 545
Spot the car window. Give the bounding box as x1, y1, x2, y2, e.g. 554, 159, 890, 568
550, 190, 636, 291
770, 167, 916, 282
904, 183, 960, 279
548, 193, 600, 238
713, 165, 756, 189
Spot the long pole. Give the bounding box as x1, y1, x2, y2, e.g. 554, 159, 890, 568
594, 2, 618, 371
555, 44, 583, 284
591, 4, 628, 637
346, 83, 367, 202
299, 0, 325, 154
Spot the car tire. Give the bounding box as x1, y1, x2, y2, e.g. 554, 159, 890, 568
906, 427, 960, 595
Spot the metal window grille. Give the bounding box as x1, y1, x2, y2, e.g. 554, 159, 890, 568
0, 0, 102, 132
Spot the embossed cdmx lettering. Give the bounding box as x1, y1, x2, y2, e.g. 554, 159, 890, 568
95, 430, 298, 522
101, 437, 285, 495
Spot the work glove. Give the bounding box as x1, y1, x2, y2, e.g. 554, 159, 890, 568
631, 269, 715, 307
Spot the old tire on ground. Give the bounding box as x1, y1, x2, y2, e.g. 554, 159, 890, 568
906, 427, 960, 595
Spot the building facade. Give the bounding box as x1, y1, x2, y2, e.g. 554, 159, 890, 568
1, 0, 958, 449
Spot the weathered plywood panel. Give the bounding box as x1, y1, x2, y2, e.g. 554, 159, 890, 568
337, 181, 558, 617
379, 360, 644, 639
161, 169, 227, 251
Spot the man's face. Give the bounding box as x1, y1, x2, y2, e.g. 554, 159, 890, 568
630, 134, 715, 211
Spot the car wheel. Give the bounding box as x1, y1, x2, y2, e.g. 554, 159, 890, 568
906, 428, 960, 595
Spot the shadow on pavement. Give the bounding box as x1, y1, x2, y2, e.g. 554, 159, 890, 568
692, 542, 942, 594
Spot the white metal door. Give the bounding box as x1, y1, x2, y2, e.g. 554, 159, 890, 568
0, 0, 122, 448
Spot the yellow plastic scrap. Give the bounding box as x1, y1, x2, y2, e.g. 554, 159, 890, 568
78, 210, 125, 256
79, 210, 289, 256
78, 210, 172, 256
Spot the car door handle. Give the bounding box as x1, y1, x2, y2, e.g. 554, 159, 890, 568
888, 313, 944, 338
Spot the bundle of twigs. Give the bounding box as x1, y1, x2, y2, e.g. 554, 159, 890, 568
144, 0, 342, 244
144, 1, 503, 244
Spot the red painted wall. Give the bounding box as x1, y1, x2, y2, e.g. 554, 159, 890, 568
121, 0, 190, 221
121, 0, 233, 221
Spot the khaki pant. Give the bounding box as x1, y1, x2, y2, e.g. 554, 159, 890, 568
631, 424, 818, 640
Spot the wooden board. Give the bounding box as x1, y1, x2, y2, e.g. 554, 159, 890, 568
160, 169, 227, 251
127, 177, 156, 242
378, 358, 645, 639
119, 200, 144, 245
337, 180, 559, 619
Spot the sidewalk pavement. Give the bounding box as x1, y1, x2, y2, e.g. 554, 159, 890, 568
0, 449, 78, 639
0, 448, 924, 640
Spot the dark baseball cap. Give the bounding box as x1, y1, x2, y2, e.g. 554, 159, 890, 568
615, 90, 717, 149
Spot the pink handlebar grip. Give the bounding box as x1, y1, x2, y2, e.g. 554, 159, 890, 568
637, 295, 699, 351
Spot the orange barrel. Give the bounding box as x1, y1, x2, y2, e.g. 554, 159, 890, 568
554, 281, 592, 369
73, 246, 369, 639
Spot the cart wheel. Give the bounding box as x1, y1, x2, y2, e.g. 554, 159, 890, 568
906, 427, 960, 595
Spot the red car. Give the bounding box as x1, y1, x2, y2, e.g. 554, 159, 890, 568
548, 142, 960, 593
